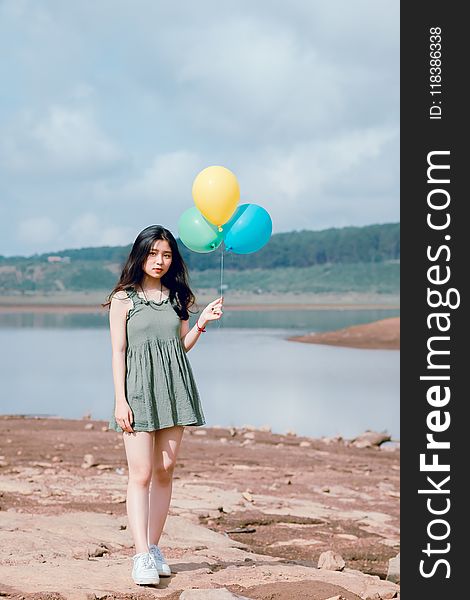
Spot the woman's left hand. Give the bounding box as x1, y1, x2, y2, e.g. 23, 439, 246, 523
200, 296, 224, 325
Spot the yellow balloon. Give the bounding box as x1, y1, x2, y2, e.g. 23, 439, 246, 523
192, 166, 240, 227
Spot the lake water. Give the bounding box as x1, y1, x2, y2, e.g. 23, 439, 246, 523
0, 309, 399, 440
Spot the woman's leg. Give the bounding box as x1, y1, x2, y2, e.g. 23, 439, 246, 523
148, 425, 185, 546
122, 431, 154, 555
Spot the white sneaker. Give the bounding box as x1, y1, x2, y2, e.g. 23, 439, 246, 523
131, 551, 160, 585
149, 544, 172, 577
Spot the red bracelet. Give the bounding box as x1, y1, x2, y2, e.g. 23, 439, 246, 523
196, 319, 206, 332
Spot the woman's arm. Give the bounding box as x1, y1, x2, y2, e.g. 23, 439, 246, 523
180, 317, 207, 353
109, 291, 131, 404
180, 296, 224, 352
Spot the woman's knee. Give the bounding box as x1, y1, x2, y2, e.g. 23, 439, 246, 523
128, 465, 153, 487
152, 462, 175, 484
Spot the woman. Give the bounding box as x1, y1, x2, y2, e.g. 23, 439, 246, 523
103, 224, 223, 585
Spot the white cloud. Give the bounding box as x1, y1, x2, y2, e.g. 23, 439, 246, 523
65, 213, 134, 248
239, 125, 398, 230
1, 106, 124, 176
17, 216, 58, 245
122, 152, 203, 201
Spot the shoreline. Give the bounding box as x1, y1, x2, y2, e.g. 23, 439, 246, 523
289, 317, 400, 350
0, 302, 400, 313
0, 413, 401, 443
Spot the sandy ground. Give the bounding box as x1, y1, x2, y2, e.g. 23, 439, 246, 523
0, 416, 399, 600
288, 318, 400, 350
0, 291, 400, 310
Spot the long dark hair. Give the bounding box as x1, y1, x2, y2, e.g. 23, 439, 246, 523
102, 225, 196, 320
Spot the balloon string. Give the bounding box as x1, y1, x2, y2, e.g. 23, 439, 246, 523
218, 245, 224, 329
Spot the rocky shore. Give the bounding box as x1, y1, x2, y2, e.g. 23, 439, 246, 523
0, 416, 399, 599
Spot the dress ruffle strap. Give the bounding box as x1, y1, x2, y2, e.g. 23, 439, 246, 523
126, 286, 144, 305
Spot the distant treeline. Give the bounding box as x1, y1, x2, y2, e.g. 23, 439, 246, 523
1, 222, 399, 270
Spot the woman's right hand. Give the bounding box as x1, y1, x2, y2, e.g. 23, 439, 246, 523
114, 402, 135, 433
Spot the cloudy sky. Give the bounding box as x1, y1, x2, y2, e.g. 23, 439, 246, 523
0, 1, 399, 257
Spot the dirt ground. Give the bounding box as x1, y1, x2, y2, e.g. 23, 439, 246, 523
0, 416, 399, 599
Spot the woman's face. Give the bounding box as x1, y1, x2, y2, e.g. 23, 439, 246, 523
142, 238, 173, 281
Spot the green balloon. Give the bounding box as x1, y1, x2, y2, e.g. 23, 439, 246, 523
178, 206, 224, 253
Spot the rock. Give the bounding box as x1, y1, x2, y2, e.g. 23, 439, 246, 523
229, 427, 237, 437
180, 589, 250, 599
386, 552, 400, 583
81, 454, 98, 468
84, 423, 94, 430
241, 439, 253, 446
219, 437, 228, 443
111, 494, 126, 504
242, 491, 253, 503
317, 550, 346, 571
71, 545, 108, 560
300, 441, 311, 447
322, 436, 343, 445
325, 596, 347, 600
88, 545, 108, 557
258, 425, 271, 432
51, 456, 62, 462
243, 432, 255, 439
351, 430, 391, 448
193, 429, 207, 436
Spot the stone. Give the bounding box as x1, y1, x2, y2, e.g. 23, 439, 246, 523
179, 589, 250, 599
300, 441, 312, 447
111, 494, 126, 504
322, 436, 343, 445
351, 430, 391, 448
386, 552, 400, 583
81, 454, 97, 469
84, 423, 94, 430
317, 550, 346, 571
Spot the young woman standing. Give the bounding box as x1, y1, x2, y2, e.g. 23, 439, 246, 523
104, 225, 223, 585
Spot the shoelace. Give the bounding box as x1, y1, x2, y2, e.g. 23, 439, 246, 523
135, 553, 156, 569
151, 545, 165, 562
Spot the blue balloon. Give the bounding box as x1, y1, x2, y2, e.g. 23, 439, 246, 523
223, 203, 272, 254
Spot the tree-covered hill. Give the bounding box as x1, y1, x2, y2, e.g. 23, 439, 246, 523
0, 223, 399, 294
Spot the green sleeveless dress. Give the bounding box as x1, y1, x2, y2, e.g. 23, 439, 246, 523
108, 286, 206, 432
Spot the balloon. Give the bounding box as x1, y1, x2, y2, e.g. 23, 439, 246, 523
192, 165, 240, 229
223, 203, 272, 254
178, 207, 224, 253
